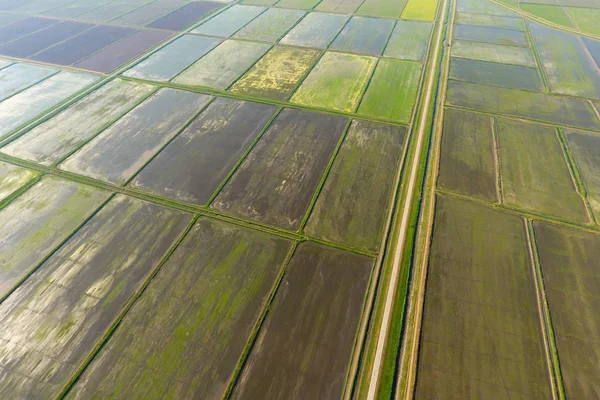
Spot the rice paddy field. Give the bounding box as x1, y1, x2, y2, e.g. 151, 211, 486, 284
0, 0, 598, 398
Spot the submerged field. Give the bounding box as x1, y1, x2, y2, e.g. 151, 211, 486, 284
409, 0, 600, 397
0, 0, 439, 398
1, 0, 599, 398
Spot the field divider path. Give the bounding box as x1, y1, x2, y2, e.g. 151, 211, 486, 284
485, 0, 600, 41
0, 192, 116, 306
365, 0, 450, 396
57, 215, 201, 399
0, 153, 378, 259
118, 73, 412, 127
491, 117, 504, 204
436, 188, 600, 233
398, 0, 455, 397
525, 219, 565, 400
297, 119, 353, 231
223, 242, 300, 399
554, 127, 596, 225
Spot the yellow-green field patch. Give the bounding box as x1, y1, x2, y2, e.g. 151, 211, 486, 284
230, 46, 320, 101
357, 59, 421, 123
291, 52, 376, 112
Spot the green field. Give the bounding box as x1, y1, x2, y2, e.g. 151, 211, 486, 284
1, 0, 600, 398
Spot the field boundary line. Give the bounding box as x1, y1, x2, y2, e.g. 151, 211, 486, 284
122, 95, 219, 188
443, 103, 600, 134
205, 107, 283, 206
119, 73, 411, 127
398, 0, 455, 397
0, 153, 379, 258
364, 0, 450, 395
554, 127, 596, 225
57, 214, 200, 399
223, 241, 299, 399
525, 219, 565, 400
298, 119, 352, 231
523, 19, 552, 93
485, 0, 600, 41
436, 188, 600, 233
0, 192, 116, 306
491, 117, 504, 204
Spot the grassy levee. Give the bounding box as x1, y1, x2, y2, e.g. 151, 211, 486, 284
349, 0, 450, 397
486, 0, 600, 40
526, 220, 566, 400
396, 0, 455, 397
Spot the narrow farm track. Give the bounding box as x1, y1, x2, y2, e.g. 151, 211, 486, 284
365, 0, 450, 396
399, 0, 456, 397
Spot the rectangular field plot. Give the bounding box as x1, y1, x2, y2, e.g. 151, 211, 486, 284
415, 194, 552, 399
230, 46, 320, 101
530, 22, 600, 100
305, 120, 406, 252
0, 71, 98, 141
401, 0, 438, 21
0, 17, 57, 46
356, 0, 407, 18
2, 79, 154, 165
73, 29, 173, 73
449, 58, 544, 91
567, 7, 600, 36
0, 21, 93, 59
280, 12, 349, 49
233, 8, 305, 42
438, 108, 497, 202
291, 52, 376, 113
192, 5, 266, 37
384, 20, 432, 61
534, 222, 600, 399
173, 40, 270, 89
108, 1, 185, 27
0, 195, 191, 399
565, 129, 600, 221
455, 12, 526, 31
146, 1, 224, 31
123, 35, 222, 82
454, 24, 528, 46
0, 161, 38, 202
59, 89, 212, 185
520, 4, 574, 27
131, 98, 277, 206
30, 25, 136, 66
316, 0, 363, 13
42, 0, 113, 18
0, 177, 108, 298
0, 63, 57, 102
357, 59, 421, 123
74, 0, 157, 23
446, 80, 600, 131
497, 118, 588, 222
451, 39, 536, 67
457, 0, 514, 16
212, 109, 346, 230
67, 218, 291, 400
330, 16, 395, 56
231, 242, 372, 399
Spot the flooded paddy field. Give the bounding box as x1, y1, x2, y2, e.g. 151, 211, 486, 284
0, 0, 440, 397
2, 0, 600, 398
409, 0, 600, 397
